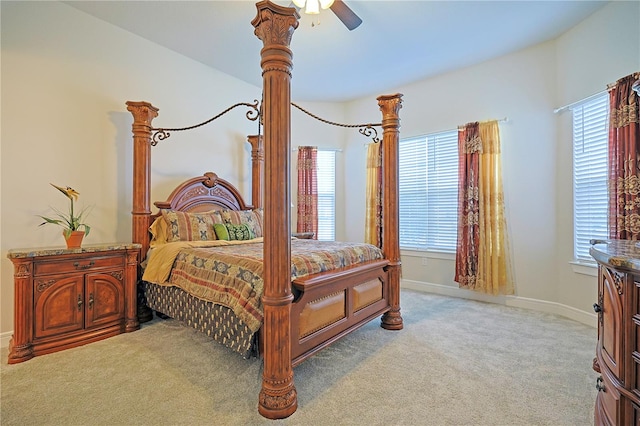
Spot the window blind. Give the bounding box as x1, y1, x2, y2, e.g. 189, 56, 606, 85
317, 149, 336, 241
572, 93, 609, 261
399, 130, 458, 252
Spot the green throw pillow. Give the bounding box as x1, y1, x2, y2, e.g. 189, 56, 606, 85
226, 223, 255, 241
213, 223, 230, 241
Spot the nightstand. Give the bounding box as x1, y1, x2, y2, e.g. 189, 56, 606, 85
7, 243, 141, 364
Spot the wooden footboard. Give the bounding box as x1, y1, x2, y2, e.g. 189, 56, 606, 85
290, 259, 390, 366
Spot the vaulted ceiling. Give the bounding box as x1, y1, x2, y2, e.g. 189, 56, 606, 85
65, 0, 608, 102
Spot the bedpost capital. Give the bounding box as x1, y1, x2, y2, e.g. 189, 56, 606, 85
377, 94, 404, 123
126, 101, 159, 127
247, 135, 264, 159
252, 1, 299, 48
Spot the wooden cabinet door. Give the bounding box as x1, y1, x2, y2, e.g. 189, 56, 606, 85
599, 266, 626, 379
85, 271, 125, 329
34, 275, 84, 339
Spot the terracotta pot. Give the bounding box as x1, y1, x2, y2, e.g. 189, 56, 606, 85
64, 231, 85, 249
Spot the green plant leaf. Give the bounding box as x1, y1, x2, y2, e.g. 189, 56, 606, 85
38, 184, 92, 237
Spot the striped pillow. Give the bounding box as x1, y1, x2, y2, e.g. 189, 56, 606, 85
161, 209, 223, 242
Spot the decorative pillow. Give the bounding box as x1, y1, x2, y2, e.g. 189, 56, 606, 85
161, 209, 223, 242
214, 223, 255, 241
213, 223, 230, 241
149, 216, 169, 247
227, 223, 255, 240
218, 208, 263, 238
251, 208, 264, 236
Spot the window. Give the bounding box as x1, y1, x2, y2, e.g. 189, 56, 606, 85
316, 149, 336, 241
399, 130, 458, 252
572, 93, 609, 261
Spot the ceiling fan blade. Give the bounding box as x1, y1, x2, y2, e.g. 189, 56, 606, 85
330, 0, 362, 31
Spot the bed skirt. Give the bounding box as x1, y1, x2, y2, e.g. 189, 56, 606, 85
140, 281, 258, 359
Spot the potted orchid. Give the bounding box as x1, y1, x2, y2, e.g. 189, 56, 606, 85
39, 183, 92, 248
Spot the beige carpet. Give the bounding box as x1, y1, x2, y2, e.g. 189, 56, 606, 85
1, 290, 598, 425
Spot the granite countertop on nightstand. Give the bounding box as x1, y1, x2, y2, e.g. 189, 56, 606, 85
7, 243, 142, 259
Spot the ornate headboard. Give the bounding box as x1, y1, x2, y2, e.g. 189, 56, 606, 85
153, 172, 252, 214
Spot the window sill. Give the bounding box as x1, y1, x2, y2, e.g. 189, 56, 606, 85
570, 260, 597, 277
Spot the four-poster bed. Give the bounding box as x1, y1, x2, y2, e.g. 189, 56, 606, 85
127, 1, 403, 419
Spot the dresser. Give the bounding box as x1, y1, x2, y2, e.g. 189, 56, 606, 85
590, 240, 640, 425
7, 243, 141, 364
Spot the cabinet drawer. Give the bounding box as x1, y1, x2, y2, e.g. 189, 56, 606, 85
595, 371, 621, 426
34, 255, 124, 276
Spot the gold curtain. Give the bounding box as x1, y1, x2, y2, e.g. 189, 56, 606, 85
365, 143, 383, 247
455, 120, 514, 295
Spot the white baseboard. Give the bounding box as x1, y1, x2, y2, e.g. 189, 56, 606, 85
1, 331, 12, 349
401, 279, 597, 328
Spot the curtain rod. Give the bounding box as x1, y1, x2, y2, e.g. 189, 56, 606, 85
367, 117, 511, 145
458, 117, 509, 131
555, 72, 640, 113
554, 90, 607, 114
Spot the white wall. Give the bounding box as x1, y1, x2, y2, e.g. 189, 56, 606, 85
0, 1, 340, 337
344, 0, 639, 326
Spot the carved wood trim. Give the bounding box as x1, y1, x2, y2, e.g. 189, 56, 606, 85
109, 271, 124, 282
36, 279, 57, 293
14, 263, 31, 278
612, 271, 624, 295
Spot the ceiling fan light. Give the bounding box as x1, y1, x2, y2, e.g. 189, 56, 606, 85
305, 0, 320, 14
292, 0, 306, 8
319, 0, 335, 9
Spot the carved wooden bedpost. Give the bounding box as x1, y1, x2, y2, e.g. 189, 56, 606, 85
378, 94, 404, 331
252, 1, 299, 419
247, 135, 264, 209
126, 101, 158, 259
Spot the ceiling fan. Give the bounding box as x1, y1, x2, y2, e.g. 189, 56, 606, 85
291, 0, 363, 31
